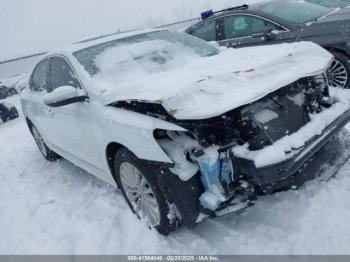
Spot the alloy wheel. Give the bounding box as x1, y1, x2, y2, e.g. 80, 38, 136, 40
328, 59, 348, 88
119, 162, 161, 227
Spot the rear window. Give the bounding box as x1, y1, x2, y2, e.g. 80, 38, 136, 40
260, 1, 332, 23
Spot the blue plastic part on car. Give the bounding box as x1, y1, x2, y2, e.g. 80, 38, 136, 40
221, 159, 233, 184
197, 157, 233, 190
201, 10, 214, 20
198, 159, 221, 190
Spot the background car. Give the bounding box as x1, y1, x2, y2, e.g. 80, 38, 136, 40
0, 102, 19, 123
0, 85, 17, 100
185, 0, 350, 88
307, 0, 350, 8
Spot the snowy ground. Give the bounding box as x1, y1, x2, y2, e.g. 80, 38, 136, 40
1, 95, 350, 255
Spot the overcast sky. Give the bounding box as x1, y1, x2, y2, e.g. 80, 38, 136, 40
0, 0, 259, 61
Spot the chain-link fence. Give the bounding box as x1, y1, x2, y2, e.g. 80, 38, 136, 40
0, 52, 46, 88
0, 18, 200, 87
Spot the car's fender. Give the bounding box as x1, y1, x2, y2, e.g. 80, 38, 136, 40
98, 105, 186, 165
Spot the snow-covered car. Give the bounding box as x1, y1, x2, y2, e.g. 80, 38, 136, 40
0, 73, 30, 98
0, 102, 19, 123
20, 29, 350, 235
0, 85, 17, 100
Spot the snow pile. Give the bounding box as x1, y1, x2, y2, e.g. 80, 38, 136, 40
233, 88, 350, 168
199, 186, 225, 211
98, 40, 332, 120
158, 133, 200, 181
253, 109, 279, 124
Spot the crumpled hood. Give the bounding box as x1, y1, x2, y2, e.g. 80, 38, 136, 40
100, 42, 332, 120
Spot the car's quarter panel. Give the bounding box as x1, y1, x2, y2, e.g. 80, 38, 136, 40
21, 63, 56, 144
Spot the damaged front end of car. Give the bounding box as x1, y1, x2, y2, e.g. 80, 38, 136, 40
111, 74, 350, 226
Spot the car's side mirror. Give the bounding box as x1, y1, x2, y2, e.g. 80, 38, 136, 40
43, 85, 88, 107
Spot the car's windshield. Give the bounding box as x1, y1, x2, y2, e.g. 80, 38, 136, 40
74, 30, 219, 85
260, 0, 332, 24
307, 0, 350, 8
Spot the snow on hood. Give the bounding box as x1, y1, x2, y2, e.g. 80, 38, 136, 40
98, 42, 332, 120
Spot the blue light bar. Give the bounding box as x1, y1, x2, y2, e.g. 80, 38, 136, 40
201, 10, 213, 20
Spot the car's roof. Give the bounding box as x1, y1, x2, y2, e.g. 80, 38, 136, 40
202, 0, 277, 18
187, 0, 285, 29
47, 28, 167, 56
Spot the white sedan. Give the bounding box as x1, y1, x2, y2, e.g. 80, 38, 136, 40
21, 29, 350, 235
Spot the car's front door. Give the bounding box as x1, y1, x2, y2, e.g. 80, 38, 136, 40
46, 56, 103, 170
218, 14, 287, 48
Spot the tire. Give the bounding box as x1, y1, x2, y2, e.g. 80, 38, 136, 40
114, 148, 178, 235
327, 50, 350, 89
8, 107, 19, 120
29, 124, 61, 161
1, 108, 10, 123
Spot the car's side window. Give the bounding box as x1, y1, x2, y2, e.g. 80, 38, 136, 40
223, 15, 279, 39
49, 57, 81, 93
191, 20, 217, 42
30, 59, 50, 92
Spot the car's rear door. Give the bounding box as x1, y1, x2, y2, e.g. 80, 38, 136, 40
22, 58, 56, 142
217, 14, 287, 48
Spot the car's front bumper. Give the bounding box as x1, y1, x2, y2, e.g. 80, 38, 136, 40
231, 108, 350, 194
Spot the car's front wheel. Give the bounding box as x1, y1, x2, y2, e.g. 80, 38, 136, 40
327, 51, 350, 89
30, 125, 60, 161
114, 148, 178, 235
